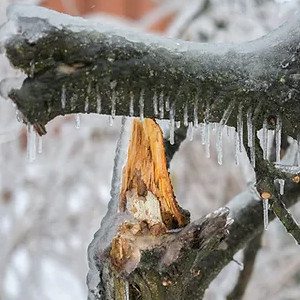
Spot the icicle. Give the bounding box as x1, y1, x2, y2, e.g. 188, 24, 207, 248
165, 96, 170, 112
187, 122, 194, 141
109, 115, 114, 126
84, 96, 89, 113
250, 134, 256, 168
153, 92, 158, 116
262, 119, 268, 160
262, 199, 269, 230
205, 123, 210, 158
61, 85, 66, 109
176, 121, 181, 129
38, 135, 43, 154
169, 104, 175, 145
111, 90, 116, 122
139, 89, 144, 122
275, 115, 282, 163
297, 134, 300, 166
247, 108, 253, 148
278, 179, 285, 195
159, 92, 164, 119
29, 60, 35, 78
183, 104, 188, 127
27, 124, 36, 162
125, 281, 129, 300
201, 123, 205, 145
237, 104, 243, 153
216, 101, 235, 165
193, 100, 198, 128
74, 114, 80, 129
70, 95, 77, 111
235, 131, 239, 166
129, 93, 134, 117
96, 84, 101, 114
15, 110, 24, 123
227, 126, 231, 137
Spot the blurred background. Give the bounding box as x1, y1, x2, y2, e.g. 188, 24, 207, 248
1, 0, 300, 299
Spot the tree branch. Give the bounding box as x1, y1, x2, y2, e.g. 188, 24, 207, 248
2, 4, 300, 141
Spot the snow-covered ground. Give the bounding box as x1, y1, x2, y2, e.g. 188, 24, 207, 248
1, 1, 300, 299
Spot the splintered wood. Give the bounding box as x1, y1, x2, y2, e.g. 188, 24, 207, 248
110, 118, 189, 274
120, 118, 189, 230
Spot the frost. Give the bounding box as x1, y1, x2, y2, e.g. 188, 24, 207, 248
262, 118, 268, 160
276, 115, 282, 163
262, 199, 269, 230
27, 124, 36, 162
139, 89, 145, 122
74, 114, 80, 129
87, 117, 133, 300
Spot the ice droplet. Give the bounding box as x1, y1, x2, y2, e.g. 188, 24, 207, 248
159, 92, 164, 119
247, 108, 253, 148
187, 122, 194, 141
216, 101, 235, 165
84, 96, 89, 112
169, 104, 175, 145
38, 135, 43, 154
74, 114, 80, 129
183, 104, 188, 127
275, 115, 282, 163
262, 199, 269, 230
262, 119, 268, 160
61, 85, 66, 109
237, 105, 244, 153
139, 89, 145, 122
193, 100, 198, 128
96, 84, 101, 114
129, 93, 134, 117
153, 92, 158, 116
29, 60, 35, 78
278, 179, 285, 195
27, 124, 36, 162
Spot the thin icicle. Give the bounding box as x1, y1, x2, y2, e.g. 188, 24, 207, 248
262, 118, 268, 160
235, 131, 239, 166
30, 60, 35, 78
216, 101, 235, 165
237, 104, 243, 153
201, 123, 205, 145
125, 280, 129, 300
96, 85, 101, 114
84, 96, 89, 112
165, 96, 170, 112
139, 89, 144, 122
38, 135, 43, 154
187, 122, 194, 141
169, 104, 175, 145
263, 199, 269, 230
159, 92, 164, 119
61, 85, 66, 109
247, 108, 253, 148
226, 126, 231, 137
111, 90, 116, 122
27, 124, 36, 162
176, 121, 181, 129
276, 115, 282, 163
109, 115, 114, 126
129, 93, 134, 117
297, 134, 300, 166
205, 123, 210, 158
250, 134, 256, 168
193, 100, 198, 128
183, 104, 188, 127
74, 114, 80, 129
278, 179, 285, 195
153, 92, 158, 116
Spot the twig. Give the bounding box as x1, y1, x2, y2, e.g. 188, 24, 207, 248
226, 232, 263, 300
272, 196, 300, 245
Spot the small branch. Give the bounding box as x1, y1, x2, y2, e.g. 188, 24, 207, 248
272, 196, 300, 245
226, 232, 263, 300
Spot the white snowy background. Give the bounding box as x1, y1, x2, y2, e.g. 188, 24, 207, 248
1, 0, 300, 299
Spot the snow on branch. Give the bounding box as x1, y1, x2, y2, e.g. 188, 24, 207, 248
1, 3, 300, 143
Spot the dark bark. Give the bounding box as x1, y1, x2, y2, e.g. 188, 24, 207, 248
2, 4, 300, 140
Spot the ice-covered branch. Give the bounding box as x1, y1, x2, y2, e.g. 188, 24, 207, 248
1, 4, 300, 141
